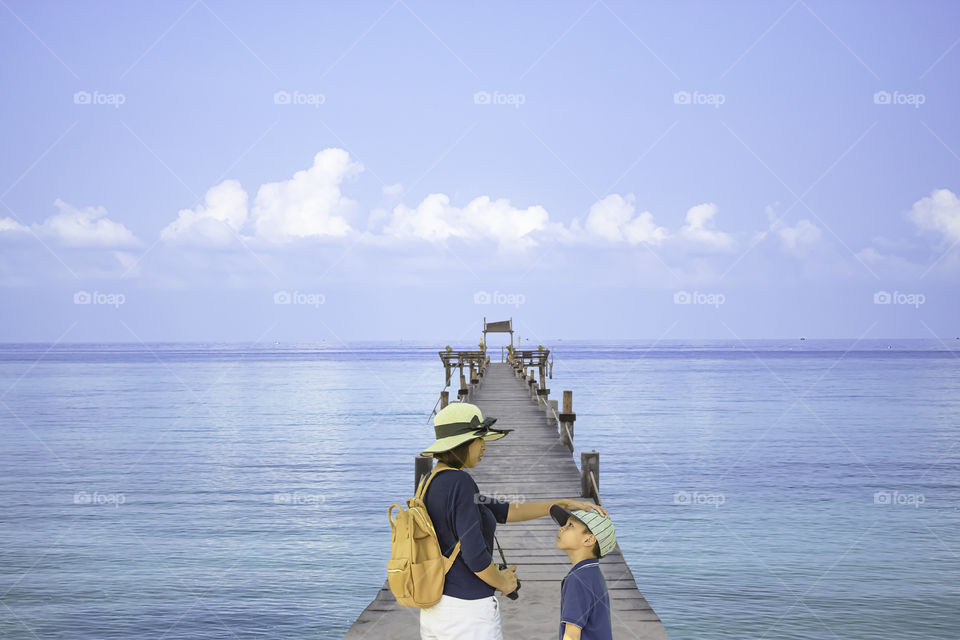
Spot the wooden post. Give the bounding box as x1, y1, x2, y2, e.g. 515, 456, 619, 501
440, 390, 449, 409
559, 390, 576, 450
415, 456, 434, 493
444, 363, 451, 387
580, 451, 599, 501
536, 364, 549, 407
470, 362, 478, 385
547, 398, 559, 422
459, 371, 468, 400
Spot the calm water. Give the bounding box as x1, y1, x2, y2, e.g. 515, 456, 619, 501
1, 339, 958, 639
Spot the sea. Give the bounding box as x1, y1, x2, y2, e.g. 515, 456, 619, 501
0, 339, 958, 639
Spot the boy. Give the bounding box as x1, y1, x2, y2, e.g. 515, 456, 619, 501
550, 504, 615, 640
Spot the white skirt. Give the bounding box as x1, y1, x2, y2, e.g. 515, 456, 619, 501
420, 594, 503, 640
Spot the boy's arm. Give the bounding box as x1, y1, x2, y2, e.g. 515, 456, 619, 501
562, 622, 582, 640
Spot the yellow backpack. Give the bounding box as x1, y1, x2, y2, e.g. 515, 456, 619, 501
386, 465, 462, 608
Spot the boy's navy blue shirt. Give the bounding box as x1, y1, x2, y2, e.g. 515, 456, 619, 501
558, 558, 612, 640
423, 468, 510, 600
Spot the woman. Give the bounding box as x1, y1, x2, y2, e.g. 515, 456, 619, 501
418, 402, 609, 640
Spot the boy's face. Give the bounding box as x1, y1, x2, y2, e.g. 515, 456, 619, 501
555, 515, 595, 552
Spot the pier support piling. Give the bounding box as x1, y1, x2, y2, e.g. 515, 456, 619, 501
581, 451, 600, 503
559, 390, 576, 450
415, 456, 434, 492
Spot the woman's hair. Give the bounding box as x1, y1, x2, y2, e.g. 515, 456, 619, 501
433, 437, 479, 468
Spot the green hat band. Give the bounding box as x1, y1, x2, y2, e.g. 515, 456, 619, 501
434, 414, 497, 439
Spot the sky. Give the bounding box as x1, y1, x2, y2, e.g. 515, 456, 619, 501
1, 0, 959, 343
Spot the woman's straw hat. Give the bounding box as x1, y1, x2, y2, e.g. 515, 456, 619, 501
420, 402, 512, 457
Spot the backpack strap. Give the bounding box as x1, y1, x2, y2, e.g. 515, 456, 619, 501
415, 463, 457, 500
443, 540, 461, 574
416, 464, 463, 572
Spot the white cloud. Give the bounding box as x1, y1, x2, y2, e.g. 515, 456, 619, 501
762, 205, 822, 254
778, 218, 821, 252
34, 199, 140, 248
138, 148, 803, 270
583, 194, 668, 245
382, 183, 403, 197
0, 217, 29, 233
384, 193, 459, 243
855, 245, 922, 276
382, 193, 552, 251
160, 179, 249, 246
251, 148, 363, 242
908, 188, 960, 243
462, 195, 550, 250
679, 203, 736, 251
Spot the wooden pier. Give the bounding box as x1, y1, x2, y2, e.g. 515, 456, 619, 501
343, 338, 668, 639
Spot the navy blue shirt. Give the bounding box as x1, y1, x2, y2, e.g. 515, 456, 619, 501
423, 468, 510, 600
558, 558, 612, 640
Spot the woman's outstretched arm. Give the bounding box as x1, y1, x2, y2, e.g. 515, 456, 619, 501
506, 499, 608, 522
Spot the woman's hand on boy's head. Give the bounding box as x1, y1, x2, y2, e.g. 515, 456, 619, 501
558, 499, 609, 519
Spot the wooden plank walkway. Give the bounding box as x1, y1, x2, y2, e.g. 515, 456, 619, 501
343, 361, 668, 639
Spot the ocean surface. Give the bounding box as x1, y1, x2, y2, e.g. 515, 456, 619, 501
1, 339, 958, 639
